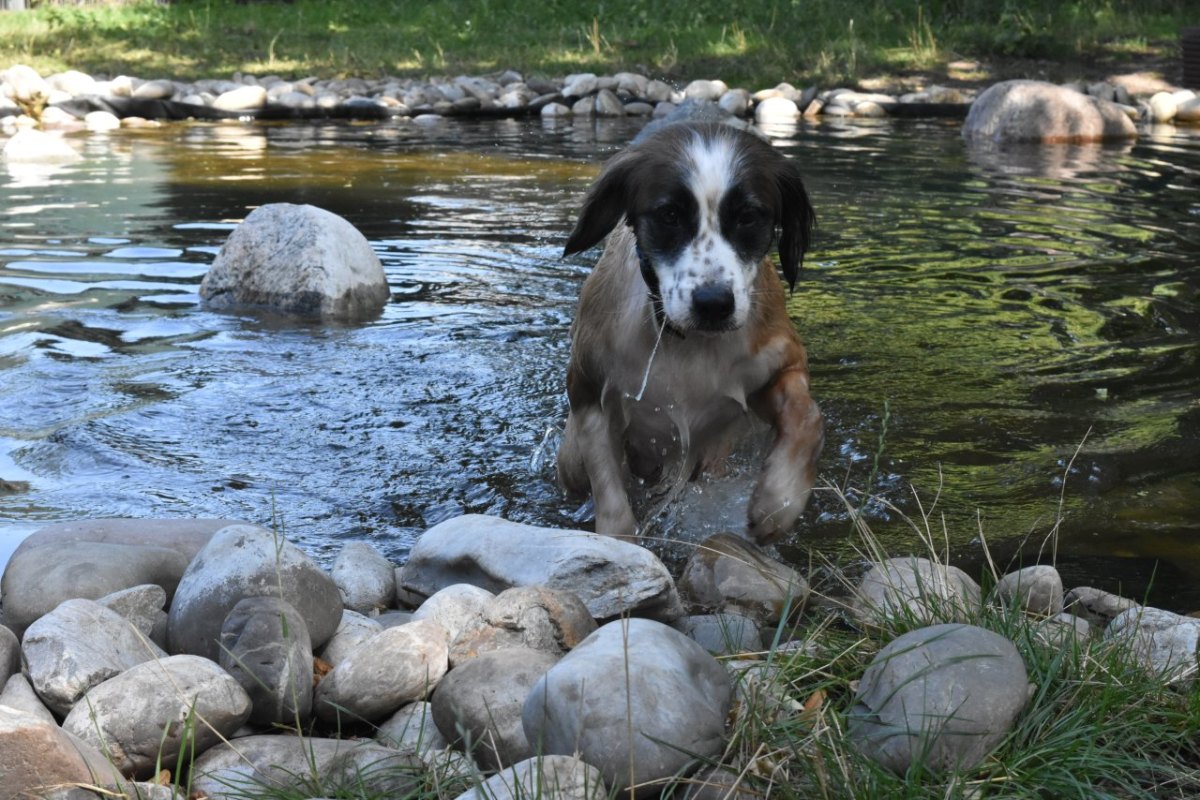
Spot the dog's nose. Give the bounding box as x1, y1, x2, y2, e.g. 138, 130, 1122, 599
692, 282, 735, 325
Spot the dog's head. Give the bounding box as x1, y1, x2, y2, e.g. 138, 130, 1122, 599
564, 121, 815, 333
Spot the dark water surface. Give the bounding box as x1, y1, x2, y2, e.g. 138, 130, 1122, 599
1, 117, 1197, 608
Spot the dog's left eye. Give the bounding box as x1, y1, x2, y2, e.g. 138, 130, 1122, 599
654, 204, 682, 226
736, 207, 767, 227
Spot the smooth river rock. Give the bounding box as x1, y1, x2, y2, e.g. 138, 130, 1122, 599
452, 755, 608, 800
523, 618, 731, 796
851, 556, 982, 627
399, 515, 683, 622
167, 523, 342, 660
678, 533, 808, 624
218, 596, 314, 726
199, 202, 390, 320
330, 540, 396, 614
963, 79, 1137, 143
0, 705, 125, 799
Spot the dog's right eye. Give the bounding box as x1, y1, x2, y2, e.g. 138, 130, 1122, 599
654, 205, 682, 226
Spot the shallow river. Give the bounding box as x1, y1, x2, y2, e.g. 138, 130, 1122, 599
1, 117, 1197, 608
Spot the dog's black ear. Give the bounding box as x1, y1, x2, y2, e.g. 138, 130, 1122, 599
563, 151, 639, 257
776, 161, 816, 290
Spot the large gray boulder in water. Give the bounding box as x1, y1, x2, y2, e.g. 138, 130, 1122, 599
963, 80, 1136, 143
199, 203, 390, 320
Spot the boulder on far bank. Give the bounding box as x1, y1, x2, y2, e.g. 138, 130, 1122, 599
963, 79, 1136, 143
199, 203, 390, 321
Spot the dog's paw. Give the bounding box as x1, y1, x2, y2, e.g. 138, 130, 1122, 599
747, 481, 806, 546
595, 503, 639, 541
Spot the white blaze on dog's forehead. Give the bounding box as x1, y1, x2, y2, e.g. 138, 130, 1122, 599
683, 133, 740, 220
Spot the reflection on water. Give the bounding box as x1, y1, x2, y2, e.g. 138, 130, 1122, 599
1, 117, 1198, 608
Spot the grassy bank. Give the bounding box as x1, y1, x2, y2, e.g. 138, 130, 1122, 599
0, 0, 1188, 88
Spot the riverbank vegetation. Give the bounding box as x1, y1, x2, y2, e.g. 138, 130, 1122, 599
0, 0, 1188, 88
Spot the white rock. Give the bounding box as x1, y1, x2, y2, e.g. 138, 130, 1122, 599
376, 700, 448, 753
412, 583, 494, 643
199, 203, 390, 320
2, 128, 81, 163
852, 557, 981, 626
541, 102, 572, 117
644, 79, 674, 104
84, 110, 122, 131
331, 541, 396, 614
562, 73, 598, 100
1175, 96, 1200, 122
213, 85, 268, 111
47, 70, 97, 97
0, 64, 49, 104
718, 88, 750, 117
754, 96, 799, 124
319, 609, 384, 666
1105, 607, 1200, 685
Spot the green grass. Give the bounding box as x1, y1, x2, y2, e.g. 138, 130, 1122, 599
0, 0, 1189, 88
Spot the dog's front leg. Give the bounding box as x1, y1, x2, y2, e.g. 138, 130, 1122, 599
559, 403, 638, 539
748, 367, 824, 545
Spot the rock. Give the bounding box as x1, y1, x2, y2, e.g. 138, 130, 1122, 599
84, 110, 122, 131
678, 533, 807, 624
1063, 586, 1138, 628
673, 613, 761, 655
1, 128, 81, 163
523, 618, 731, 796
615, 71, 648, 96
562, 73, 598, 100
319, 609, 383, 666
754, 96, 800, 124
96, 583, 168, 647
199, 203, 390, 320
963, 79, 1136, 143
377, 610, 415, 628
624, 101, 654, 117
219, 596, 313, 726
448, 585, 596, 665
167, 523, 343, 661
432, 648, 558, 770
190, 735, 366, 799
23, 599, 167, 716
571, 96, 596, 116
594, 88, 625, 117
39, 106, 80, 129
63, 655, 252, 780
0, 64, 49, 105
213, 85, 268, 111
314, 619, 449, 723
1176, 96, 1200, 123
851, 556, 981, 626
327, 745, 424, 796
1105, 607, 1200, 685
412, 582, 495, 644
541, 102, 572, 118
1, 518, 227, 637
0, 706, 125, 799
995, 565, 1063, 616
399, 515, 683, 622
1033, 612, 1091, 648
849, 623, 1032, 774
853, 100, 888, 118
0, 673, 56, 724
0, 624, 16, 685
376, 700, 449, 754
331, 541, 395, 615
452, 755, 607, 800
680, 766, 757, 800
718, 88, 750, 117
132, 79, 176, 100
47, 70, 98, 97
644, 79, 674, 104
684, 79, 727, 102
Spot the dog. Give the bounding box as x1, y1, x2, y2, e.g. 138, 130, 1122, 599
556, 120, 824, 544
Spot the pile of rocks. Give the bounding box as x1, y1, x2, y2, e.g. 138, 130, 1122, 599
2, 512, 1196, 799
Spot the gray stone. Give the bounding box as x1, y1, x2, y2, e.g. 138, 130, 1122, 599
376, 700, 448, 754
1, 518, 228, 637
615, 71, 648, 97
23, 599, 167, 716
680, 767, 757, 800
327, 745, 424, 796
1063, 586, 1138, 628
449, 585, 596, 665
683, 79, 727, 102
213, 85, 268, 111
331, 541, 395, 615
523, 618, 731, 797
1105, 607, 1200, 685
319, 609, 383, 666
541, 102, 572, 118
200, 203, 390, 320
644, 79, 674, 104
376, 609, 415, 628
412, 582, 494, 644
132, 79, 175, 100
571, 96, 596, 116
963, 79, 1137, 143
0, 705, 126, 799
593, 89, 625, 117
452, 755, 607, 800
1033, 612, 1091, 648
167, 523, 343, 661
0, 673, 56, 724
851, 557, 982, 626
190, 735, 365, 799
718, 88, 750, 117
562, 73, 598, 100
849, 623, 1032, 774
219, 596, 313, 726
623, 101, 654, 117
63, 655, 252, 780
995, 565, 1063, 616
96, 583, 168, 647
0, 624, 16, 685
678, 533, 807, 624
432, 648, 558, 770
399, 515, 683, 622
673, 613, 761, 656
315, 619, 449, 724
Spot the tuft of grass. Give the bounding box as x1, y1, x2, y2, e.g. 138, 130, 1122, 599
0, 0, 1187, 88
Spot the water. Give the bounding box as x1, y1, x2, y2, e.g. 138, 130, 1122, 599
1, 117, 1197, 608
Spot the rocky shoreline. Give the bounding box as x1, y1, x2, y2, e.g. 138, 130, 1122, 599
0, 62, 1197, 136
3, 514, 1200, 799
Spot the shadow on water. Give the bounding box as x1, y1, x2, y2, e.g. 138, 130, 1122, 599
0, 116, 1198, 608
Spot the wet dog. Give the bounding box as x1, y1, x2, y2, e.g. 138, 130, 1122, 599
556, 121, 824, 543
